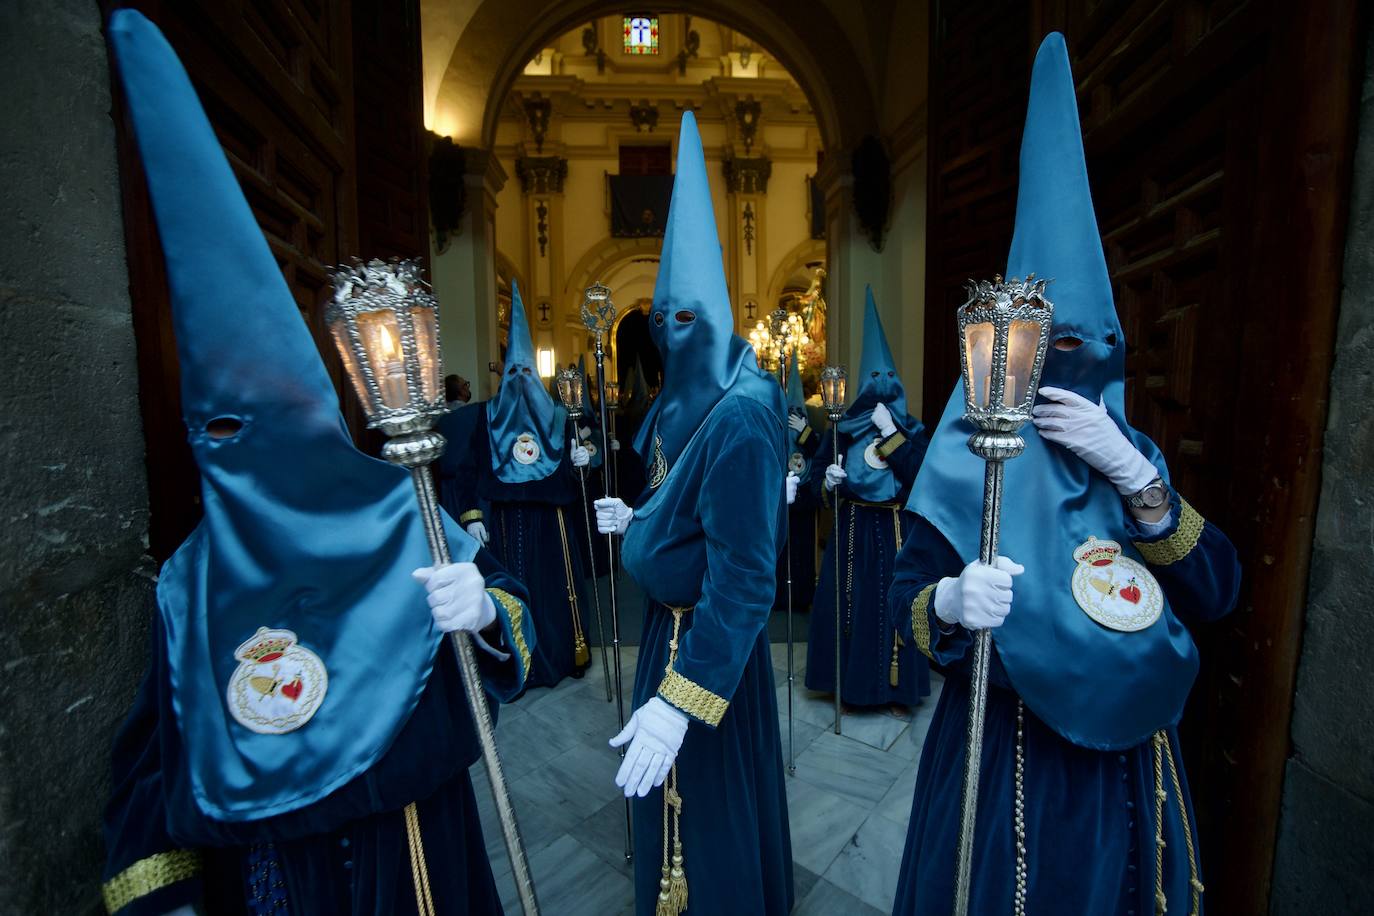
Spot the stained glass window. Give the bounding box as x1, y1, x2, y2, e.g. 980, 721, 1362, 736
623, 15, 659, 55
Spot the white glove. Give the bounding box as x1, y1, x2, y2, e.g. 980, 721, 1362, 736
465, 521, 490, 546
787, 412, 807, 433
412, 563, 497, 634
609, 696, 689, 798
824, 455, 847, 492
871, 402, 898, 438
933, 557, 1025, 630
786, 473, 800, 505
1032, 387, 1158, 495
595, 497, 633, 535
569, 437, 590, 468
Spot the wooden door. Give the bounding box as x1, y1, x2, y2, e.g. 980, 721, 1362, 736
107, 0, 427, 559
925, 1, 1363, 910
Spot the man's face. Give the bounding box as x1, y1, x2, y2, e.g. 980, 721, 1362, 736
456, 378, 471, 403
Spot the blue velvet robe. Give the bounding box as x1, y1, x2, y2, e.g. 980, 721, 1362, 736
776, 418, 821, 613
621, 394, 794, 916
451, 407, 593, 688
102, 551, 536, 916
889, 489, 1240, 915
804, 426, 931, 708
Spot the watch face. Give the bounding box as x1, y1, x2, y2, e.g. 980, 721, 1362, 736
1141, 484, 1167, 508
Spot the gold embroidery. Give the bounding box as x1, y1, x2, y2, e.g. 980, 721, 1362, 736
487, 588, 532, 679
102, 850, 200, 914
797, 425, 812, 446
459, 509, 484, 525
404, 802, 437, 916
1134, 500, 1204, 567
876, 431, 907, 458
911, 584, 937, 660
658, 669, 728, 727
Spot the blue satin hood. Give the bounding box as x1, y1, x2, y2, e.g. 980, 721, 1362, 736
108, 10, 476, 820
487, 280, 566, 482
837, 286, 923, 502
635, 111, 771, 470
908, 33, 1195, 751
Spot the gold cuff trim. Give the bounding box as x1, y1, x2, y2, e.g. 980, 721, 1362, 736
876, 431, 907, 458
1134, 499, 1204, 567
103, 850, 200, 914
459, 509, 484, 525
659, 669, 729, 726
797, 426, 813, 446
912, 584, 937, 661
487, 588, 532, 678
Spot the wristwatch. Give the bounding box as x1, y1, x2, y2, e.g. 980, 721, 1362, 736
1126, 476, 1168, 510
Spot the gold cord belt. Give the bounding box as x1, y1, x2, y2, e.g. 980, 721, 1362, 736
657, 606, 691, 916
1152, 731, 1203, 915
404, 802, 437, 916
555, 506, 590, 666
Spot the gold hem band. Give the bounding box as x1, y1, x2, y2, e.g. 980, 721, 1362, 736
1134, 499, 1204, 566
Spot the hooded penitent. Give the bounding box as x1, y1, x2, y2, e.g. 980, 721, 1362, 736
107, 9, 478, 821
836, 286, 924, 502
487, 281, 566, 482
908, 32, 1193, 751
634, 111, 782, 473
785, 351, 811, 477
577, 354, 604, 469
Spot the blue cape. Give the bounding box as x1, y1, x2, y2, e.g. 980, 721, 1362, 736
108, 10, 477, 820
635, 112, 780, 472
487, 280, 566, 482
836, 286, 924, 502
908, 33, 1196, 751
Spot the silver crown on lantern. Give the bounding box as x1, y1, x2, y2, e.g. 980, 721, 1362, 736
326, 257, 447, 440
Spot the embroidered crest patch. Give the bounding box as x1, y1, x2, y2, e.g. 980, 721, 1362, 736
512, 433, 541, 465
226, 627, 328, 735
648, 435, 668, 489
1070, 537, 1163, 633
788, 451, 807, 475
863, 438, 889, 471
582, 438, 599, 459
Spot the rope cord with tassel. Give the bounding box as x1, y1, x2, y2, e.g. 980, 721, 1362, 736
403, 802, 437, 916
657, 606, 691, 916
555, 507, 591, 667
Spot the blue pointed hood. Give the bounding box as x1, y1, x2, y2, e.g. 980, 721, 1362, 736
785, 350, 806, 411
107, 9, 478, 821
836, 286, 922, 501
487, 280, 566, 482
909, 33, 1188, 751
635, 111, 778, 471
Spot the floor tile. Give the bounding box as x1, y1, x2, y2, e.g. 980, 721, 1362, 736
822, 811, 909, 911
792, 730, 909, 806
835, 707, 911, 752
496, 833, 635, 916
785, 780, 872, 876
793, 877, 887, 916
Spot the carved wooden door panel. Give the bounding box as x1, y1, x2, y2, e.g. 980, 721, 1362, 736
929, 1, 1361, 911
109, 0, 428, 559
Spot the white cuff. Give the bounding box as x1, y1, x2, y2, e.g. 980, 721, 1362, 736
1134, 509, 1175, 538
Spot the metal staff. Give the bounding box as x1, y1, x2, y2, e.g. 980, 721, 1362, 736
581, 281, 632, 864
819, 365, 847, 736
950, 276, 1053, 916
605, 379, 621, 499
768, 309, 798, 774
556, 367, 614, 703
325, 259, 540, 916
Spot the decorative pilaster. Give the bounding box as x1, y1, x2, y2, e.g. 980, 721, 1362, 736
723, 155, 770, 336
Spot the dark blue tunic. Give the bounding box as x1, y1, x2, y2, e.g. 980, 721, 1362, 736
102, 552, 535, 916
621, 394, 794, 916
889, 492, 1240, 915
450, 407, 593, 688
805, 426, 931, 708
776, 419, 822, 613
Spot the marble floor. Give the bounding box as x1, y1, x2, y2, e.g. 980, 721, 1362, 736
473, 640, 942, 916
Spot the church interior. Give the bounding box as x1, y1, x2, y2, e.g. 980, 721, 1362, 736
2, 0, 1372, 913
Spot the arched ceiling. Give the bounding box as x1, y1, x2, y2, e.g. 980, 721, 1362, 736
425, 0, 882, 152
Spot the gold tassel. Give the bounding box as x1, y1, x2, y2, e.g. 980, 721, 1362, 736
574, 630, 591, 667
667, 776, 688, 913
654, 611, 689, 916
889, 632, 903, 687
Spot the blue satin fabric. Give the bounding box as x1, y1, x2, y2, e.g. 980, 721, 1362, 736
837, 287, 924, 503
909, 33, 1197, 751
488, 280, 566, 483
634, 111, 761, 472
108, 10, 480, 820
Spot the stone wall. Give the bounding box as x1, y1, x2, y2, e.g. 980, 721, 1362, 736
0, 1, 155, 912
1270, 16, 1374, 915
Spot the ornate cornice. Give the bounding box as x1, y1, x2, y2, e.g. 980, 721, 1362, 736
515, 156, 568, 194
723, 156, 772, 194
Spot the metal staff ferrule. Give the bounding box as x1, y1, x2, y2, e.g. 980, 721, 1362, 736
325, 258, 541, 916
581, 281, 633, 864
951, 275, 1053, 916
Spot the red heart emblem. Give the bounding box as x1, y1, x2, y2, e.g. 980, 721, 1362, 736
1120, 584, 1142, 605
281, 678, 303, 701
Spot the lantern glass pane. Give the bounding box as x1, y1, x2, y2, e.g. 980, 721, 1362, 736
357, 308, 409, 409
964, 320, 995, 408
606, 380, 620, 407
329, 318, 374, 416
411, 305, 441, 403
1006, 319, 1042, 407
